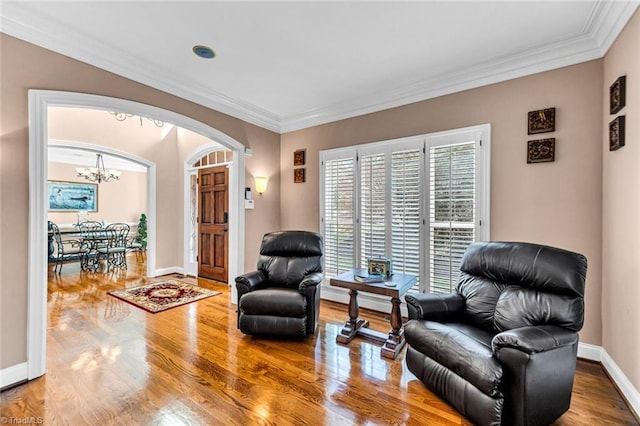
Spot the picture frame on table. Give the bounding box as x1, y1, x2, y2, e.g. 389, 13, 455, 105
367, 258, 393, 277
48, 181, 98, 212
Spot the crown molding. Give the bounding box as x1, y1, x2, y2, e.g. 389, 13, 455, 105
0, 3, 283, 133
279, 1, 639, 132
589, 0, 640, 55
2, 1, 638, 134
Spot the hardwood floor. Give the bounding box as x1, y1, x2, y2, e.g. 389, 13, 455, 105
1, 257, 637, 425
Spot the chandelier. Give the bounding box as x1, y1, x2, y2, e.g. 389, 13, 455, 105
76, 154, 121, 183
109, 111, 164, 127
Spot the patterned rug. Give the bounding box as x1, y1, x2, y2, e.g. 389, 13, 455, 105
108, 279, 220, 313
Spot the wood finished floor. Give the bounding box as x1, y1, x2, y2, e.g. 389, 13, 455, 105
1, 257, 637, 425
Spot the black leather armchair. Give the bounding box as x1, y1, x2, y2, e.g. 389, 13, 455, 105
235, 230, 323, 337
404, 241, 587, 426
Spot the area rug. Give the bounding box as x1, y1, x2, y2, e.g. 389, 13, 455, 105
108, 279, 220, 313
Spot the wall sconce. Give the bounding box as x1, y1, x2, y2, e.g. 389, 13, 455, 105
255, 177, 268, 195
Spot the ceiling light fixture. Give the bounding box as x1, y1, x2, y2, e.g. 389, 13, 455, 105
109, 111, 164, 127
193, 45, 216, 59
76, 153, 121, 184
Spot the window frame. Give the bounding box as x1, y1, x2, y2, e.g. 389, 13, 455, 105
319, 124, 490, 293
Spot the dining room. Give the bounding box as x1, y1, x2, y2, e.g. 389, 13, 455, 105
47, 147, 148, 273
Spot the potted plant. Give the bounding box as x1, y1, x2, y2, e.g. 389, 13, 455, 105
136, 213, 147, 249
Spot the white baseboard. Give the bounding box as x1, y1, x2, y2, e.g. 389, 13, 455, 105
0, 362, 28, 389
601, 348, 640, 419
577, 342, 602, 362
152, 266, 184, 277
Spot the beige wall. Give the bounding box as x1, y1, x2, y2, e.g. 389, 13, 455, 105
602, 11, 640, 390
47, 161, 147, 226
0, 34, 281, 369
281, 60, 604, 347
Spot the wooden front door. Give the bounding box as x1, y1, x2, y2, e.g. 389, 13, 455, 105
198, 166, 229, 282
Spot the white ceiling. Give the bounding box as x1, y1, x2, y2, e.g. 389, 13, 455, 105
48, 147, 148, 173
2, 1, 638, 133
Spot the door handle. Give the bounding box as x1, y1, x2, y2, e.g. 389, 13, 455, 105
223, 212, 228, 223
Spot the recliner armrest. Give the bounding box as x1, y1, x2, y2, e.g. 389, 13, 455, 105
298, 272, 323, 290
404, 293, 465, 321
492, 325, 578, 355
235, 270, 267, 294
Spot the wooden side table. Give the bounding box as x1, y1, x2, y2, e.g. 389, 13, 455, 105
329, 268, 417, 359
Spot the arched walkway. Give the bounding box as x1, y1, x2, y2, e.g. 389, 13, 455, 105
28, 90, 246, 381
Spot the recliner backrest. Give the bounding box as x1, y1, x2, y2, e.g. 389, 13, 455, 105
456, 241, 587, 332
257, 231, 323, 288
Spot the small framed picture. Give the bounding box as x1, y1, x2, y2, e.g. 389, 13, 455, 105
527, 138, 555, 163
367, 258, 393, 277
528, 108, 556, 135
294, 168, 306, 183
610, 76, 626, 114
294, 149, 306, 166
609, 116, 625, 151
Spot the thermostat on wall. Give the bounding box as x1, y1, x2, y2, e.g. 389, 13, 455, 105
245, 199, 254, 209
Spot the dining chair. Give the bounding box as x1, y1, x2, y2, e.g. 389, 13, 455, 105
50, 222, 83, 274
126, 237, 144, 262
97, 223, 130, 270
78, 221, 104, 271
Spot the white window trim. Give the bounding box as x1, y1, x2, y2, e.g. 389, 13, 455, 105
319, 124, 490, 309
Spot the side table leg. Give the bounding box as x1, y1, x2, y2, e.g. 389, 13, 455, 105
381, 297, 406, 359
337, 289, 368, 344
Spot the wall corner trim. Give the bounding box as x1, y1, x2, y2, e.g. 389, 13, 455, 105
152, 266, 185, 278
600, 346, 640, 419
578, 342, 639, 419
0, 362, 28, 390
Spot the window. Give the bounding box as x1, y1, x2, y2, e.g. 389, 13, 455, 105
320, 125, 490, 293
322, 153, 356, 277
429, 141, 475, 293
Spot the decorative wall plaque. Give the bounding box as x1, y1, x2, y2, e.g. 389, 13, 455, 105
609, 116, 625, 151
294, 149, 306, 166
610, 76, 626, 114
527, 138, 555, 163
528, 108, 556, 135
294, 167, 306, 183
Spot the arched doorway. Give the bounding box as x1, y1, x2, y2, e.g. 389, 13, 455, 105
27, 90, 246, 380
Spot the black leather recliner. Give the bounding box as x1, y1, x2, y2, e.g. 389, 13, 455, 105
404, 241, 587, 426
235, 230, 323, 337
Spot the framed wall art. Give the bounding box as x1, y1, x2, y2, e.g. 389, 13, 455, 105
528, 107, 556, 135
294, 168, 306, 183
610, 76, 626, 114
527, 138, 555, 163
294, 149, 306, 166
48, 181, 98, 212
609, 116, 625, 151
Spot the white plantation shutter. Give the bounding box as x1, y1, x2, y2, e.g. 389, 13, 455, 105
321, 125, 489, 293
360, 153, 386, 265
322, 153, 356, 278
429, 141, 476, 293
391, 148, 422, 291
